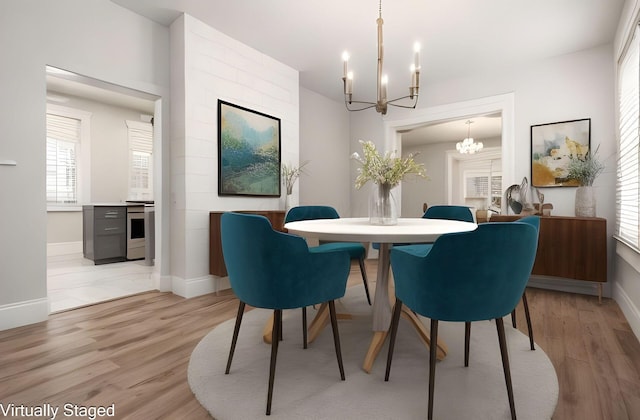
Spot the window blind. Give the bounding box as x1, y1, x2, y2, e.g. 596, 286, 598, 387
46, 113, 80, 203
465, 175, 489, 198
126, 120, 153, 199
617, 25, 640, 249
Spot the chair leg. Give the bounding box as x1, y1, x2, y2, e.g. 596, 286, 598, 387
496, 317, 517, 420
328, 300, 345, 380
266, 309, 282, 416
225, 301, 246, 374
522, 291, 535, 350
302, 307, 308, 349
384, 298, 404, 381
511, 309, 517, 328
464, 321, 471, 367
428, 319, 439, 420
358, 257, 372, 305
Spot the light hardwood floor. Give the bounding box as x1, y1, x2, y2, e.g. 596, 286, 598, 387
1, 261, 639, 419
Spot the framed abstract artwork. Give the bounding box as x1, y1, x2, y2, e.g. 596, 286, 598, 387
217, 100, 281, 196
530, 118, 591, 187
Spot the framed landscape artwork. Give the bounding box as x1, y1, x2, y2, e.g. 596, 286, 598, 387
218, 100, 281, 196
531, 118, 591, 187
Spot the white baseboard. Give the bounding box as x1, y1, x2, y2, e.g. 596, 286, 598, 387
0, 298, 49, 331
47, 241, 83, 256
614, 283, 640, 340
171, 275, 217, 298
527, 275, 606, 297
216, 276, 231, 291
156, 273, 172, 292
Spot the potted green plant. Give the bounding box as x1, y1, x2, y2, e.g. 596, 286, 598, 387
567, 145, 605, 217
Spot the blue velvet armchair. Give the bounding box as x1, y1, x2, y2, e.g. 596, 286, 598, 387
285, 205, 371, 305
385, 222, 538, 420
221, 212, 351, 415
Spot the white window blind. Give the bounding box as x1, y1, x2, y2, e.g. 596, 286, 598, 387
466, 175, 489, 198
126, 120, 153, 200
617, 25, 640, 249
46, 113, 80, 203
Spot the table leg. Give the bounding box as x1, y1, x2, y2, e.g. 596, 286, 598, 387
362, 243, 448, 373
363, 243, 392, 373
262, 313, 274, 343
400, 306, 448, 360
263, 303, 352, 344
362, 331, 388, 372
307, 303, 329, 343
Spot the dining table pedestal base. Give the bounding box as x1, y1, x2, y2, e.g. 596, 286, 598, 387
262, 304, 352, 344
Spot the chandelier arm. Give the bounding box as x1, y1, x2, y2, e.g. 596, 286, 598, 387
386, 95, 419, 109
346, 99, 378, 105
344, 100, 378, 112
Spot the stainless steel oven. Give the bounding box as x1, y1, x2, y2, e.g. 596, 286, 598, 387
126, 205, 146, 260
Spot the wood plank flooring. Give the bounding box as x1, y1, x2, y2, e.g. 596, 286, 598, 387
1, 261, 639, 419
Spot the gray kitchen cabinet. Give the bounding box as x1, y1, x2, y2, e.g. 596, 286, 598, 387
83, 205, 127, 264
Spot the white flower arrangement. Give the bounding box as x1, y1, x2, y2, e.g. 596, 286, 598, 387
282, 160, 310, 195
351, 140, 427, 189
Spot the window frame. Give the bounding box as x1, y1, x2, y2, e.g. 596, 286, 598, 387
46, 104, 92, 211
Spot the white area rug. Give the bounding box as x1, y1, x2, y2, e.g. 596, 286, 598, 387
188, 288, 558, 419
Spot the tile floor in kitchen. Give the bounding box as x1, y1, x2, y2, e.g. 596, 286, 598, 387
47, 253, 155, 313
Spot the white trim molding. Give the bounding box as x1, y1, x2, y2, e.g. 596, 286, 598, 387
0, 298, 49, 331
171, 274, 218, 299
47, 241, 83, 257
615, 281, 640, 340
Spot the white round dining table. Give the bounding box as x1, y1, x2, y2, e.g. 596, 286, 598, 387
285, 217, 477, 372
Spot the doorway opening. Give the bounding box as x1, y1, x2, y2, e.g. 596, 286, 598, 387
384, 93, 516, 217
45, 66, 161, 312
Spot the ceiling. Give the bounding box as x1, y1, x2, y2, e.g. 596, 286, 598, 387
111, 0, 625, 105
108, 0, 624, 145
51, 1, 625, 144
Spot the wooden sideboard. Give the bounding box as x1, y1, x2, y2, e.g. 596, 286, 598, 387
209, 210, 286, 277
489, 215, 607, 301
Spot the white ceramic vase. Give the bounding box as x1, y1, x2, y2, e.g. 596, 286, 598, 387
284, 193, 293, 213
575, 185, 596, 217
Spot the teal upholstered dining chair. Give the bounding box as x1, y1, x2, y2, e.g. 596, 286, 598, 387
285, 205, 372, 305
221, 212, 351, 416
376, 204, 476, 253
385, 222, 538, 420
423, 205, 475, 222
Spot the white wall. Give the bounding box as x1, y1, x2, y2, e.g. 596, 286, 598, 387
0, 0, 170, 330
299, 88, 351, 216
169, 14, 300, 297
349, 44, 617, 296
